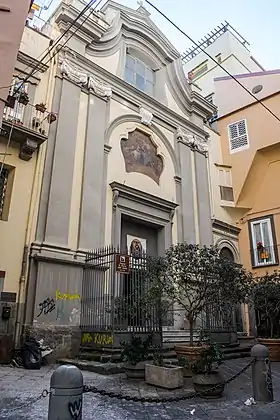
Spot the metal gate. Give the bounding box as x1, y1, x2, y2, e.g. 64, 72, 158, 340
80, 246, 161, 348
201, 302, 238, 345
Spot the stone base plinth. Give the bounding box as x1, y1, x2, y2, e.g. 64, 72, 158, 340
22, 325, 81, 362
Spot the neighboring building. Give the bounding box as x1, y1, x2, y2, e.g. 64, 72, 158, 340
24, 0, 215, 355
0, 0, 34, 126
216, 70, 280, 334
183, 22, 265, 275
182, 22, 264, 107
216, 70, 280, 274
0, 25, 54, 343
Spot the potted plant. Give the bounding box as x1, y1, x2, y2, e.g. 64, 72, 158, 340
47, 112, 57, 124
120, 334, 152, 379
191, 342, 224, 398
35, 103, 47, 113
145, 346, 184, 389
178, 355, 191, 378
18, 92, 29, 105
251, 271, 280, 361
5, 95, 16, 109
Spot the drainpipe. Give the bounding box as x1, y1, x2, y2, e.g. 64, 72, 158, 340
14, 45, 57, 345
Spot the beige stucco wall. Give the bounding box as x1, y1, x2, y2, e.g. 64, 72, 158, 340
0, 141, 37, 294
105, 115, 177, 246
218, 93, 280, 273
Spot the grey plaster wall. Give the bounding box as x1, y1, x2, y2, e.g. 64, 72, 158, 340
33, 261, 83, 327
79, 93, 108, 250
36, 76, 62, 243
45, 78, 80, 246
178, 142, 196, 244
195, 152, 213, 245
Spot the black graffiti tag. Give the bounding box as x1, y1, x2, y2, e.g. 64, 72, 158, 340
37, 298, 55, 317
68, 398, 82, 419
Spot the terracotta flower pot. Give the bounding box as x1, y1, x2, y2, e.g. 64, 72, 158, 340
258, 338, 280, 362
124, 361, 146, 379
175, 345, 208, 365
192, 370, 224, 399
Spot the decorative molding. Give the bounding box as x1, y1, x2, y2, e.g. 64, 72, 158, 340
110, 181, 178, 214
139, 106, 153, 126
59, 59, 112, 98
112, 190, 119, 210
19, 139, 38, 161
88, 75, 112, 98
177, 126, 208, 155
169, 209, 175, 222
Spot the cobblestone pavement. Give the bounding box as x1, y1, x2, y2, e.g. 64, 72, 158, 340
0, 358, 280, 419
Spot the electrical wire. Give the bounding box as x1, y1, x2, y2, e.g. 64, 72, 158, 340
144, 0, 280, 124
0, 0, 101, 172
11, 0, 99, 97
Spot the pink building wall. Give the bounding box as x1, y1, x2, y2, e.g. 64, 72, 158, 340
0, 0, 31, 125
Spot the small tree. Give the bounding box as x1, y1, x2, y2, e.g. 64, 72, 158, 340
251, 271, 280, 338
162, 243, 252, 346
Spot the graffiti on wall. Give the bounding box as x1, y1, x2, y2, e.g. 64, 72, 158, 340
37, 298, 55, 317
56, 290, 80, 300
82, 332, 113, 346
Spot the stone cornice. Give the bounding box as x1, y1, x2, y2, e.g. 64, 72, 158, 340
17, 51, 48, 74
177, 127, 208, 156
59, 49, 209, 139
212, 218, 241, 235
110, 181, 178, 213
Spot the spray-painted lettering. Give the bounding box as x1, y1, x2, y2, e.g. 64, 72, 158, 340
68, 398, 82, 419
82, 333, 92, 344
93, 333, 113, 345
56, 290, 80, 300
37, 298, 55, 317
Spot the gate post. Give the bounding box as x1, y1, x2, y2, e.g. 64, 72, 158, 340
251, 344, 274, 403
48, 364, 83, 419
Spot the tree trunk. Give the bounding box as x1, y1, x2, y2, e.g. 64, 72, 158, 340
189, 317, 194, 347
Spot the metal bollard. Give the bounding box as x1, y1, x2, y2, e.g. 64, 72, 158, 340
251, 344, 274, 403
48, 364, 83, 420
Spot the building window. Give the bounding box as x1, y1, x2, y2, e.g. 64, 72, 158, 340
218, 167, 234, 202
216, 53, 222, 63
0, 165, 14, 221
125, 54, 155, 95
220, 247, 235, 262
249, 216, 278, 267
0, 270, 5, 293
188, 60, 208, 80
228, 119, 249, 153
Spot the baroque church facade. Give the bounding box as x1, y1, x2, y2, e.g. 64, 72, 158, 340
25, 0, 216, 351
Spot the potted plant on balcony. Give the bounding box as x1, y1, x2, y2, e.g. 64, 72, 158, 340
251, 271, 280, 361
161, 244, 252, 363
191, 342, 224, 398
47, 112, 57, 124
18, 92, 29, 105
120, 334, 152, 379
35, 103, 47, 113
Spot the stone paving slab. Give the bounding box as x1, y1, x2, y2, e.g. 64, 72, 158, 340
0, 358, 280, 419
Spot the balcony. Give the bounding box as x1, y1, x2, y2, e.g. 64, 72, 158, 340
251, 245, 279, 268
1, 99, 55, 161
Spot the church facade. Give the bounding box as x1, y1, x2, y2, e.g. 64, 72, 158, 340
24, 0, 215, 353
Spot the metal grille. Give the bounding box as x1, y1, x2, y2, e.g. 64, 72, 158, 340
81, 246, 161, 348
0, 168, 9, 219
228, 119, 249, 152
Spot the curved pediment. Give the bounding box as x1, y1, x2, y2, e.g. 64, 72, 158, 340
87, 1, 179, 66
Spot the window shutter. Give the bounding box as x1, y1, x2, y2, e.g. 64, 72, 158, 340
228, 119, 249, 152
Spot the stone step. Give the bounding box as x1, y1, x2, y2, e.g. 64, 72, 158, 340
223, 351, 251, 360
58, 357, 179, 375
78, 350, 177, 363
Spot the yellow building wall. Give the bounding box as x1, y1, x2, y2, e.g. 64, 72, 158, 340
0, 141, 37, 294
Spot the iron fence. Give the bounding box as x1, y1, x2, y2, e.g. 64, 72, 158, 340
80, 246, 161, 348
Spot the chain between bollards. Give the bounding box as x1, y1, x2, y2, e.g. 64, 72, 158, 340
83, 358, 254, 404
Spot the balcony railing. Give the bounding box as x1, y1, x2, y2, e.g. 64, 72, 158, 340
2, 102, 52, 138
251, 245, 279, 268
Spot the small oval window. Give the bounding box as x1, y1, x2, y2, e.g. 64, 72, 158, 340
252, 85, 263, 94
